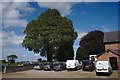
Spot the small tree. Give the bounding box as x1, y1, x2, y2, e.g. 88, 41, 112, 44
7, 55, 18, 64
76, 47, 88, 61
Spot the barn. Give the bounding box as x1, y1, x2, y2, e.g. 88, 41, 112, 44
97, 31, 120, 70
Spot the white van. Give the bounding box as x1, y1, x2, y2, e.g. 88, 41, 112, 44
66, 60, 80, 71
95, 61, 112, 76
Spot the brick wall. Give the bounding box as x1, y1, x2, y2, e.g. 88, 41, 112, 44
97, 51, 120, 70
105, 43, 120, 50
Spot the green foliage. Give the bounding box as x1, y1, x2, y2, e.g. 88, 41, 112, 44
76, 47, 88, 61
0, 60, 6, 63
7, 55, 18, 60
37, 58, 42, 62
7, 55, 18, 63
80, 30, 105, 55
8, 62, 23, 67
55, 41, 74, 61
22, 9, 77, 62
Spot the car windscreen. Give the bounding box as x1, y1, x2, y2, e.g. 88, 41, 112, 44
82, 61, 91, 65
96, 61, 109, 67
34, 63, 39, 65
43, 63, 50, 66
53, 63, 60, 66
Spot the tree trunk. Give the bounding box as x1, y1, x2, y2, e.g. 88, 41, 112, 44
47, 52, 52, 62
46, 46, 53, 62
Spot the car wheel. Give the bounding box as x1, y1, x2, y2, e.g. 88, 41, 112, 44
111, 70, 113, 74
107, 72, 111, 76
83, 68, 85, 71
67, 69, 69, 71
96, 72, 99, 76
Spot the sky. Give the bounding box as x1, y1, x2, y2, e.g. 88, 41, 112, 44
1, 0, 119, 62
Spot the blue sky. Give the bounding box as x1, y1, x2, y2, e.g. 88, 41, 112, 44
1, 2, 119, 61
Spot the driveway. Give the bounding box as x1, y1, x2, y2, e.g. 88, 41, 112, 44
2, 69, 119, 78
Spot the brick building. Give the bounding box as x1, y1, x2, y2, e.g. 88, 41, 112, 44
97, 31, 120, 70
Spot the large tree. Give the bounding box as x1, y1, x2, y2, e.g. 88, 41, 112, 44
37, 58, 42, 62
22, 9, 77, 62
55, 41, 74, 61
7, 55, 18, 63
80, 30, 105, 55
76, 47, 88, 61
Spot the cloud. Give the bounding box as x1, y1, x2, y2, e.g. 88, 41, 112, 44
2, 2, 35, 28
0, 2, 2, 60
0, 2, 2, 25
73, 30, 87, 58
101, 25, 111, 32
2, 48, 41, 62
2, 43, 41, 61
1, 31, 25, 46
2, 48, 22, 53
1, 30, 41, 61
75, 29, 87, 40
34, 54, 39, 56
80, 11, 88, 15
37, 2, 78, 16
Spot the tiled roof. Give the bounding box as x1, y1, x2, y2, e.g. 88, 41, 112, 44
114, 49, 120, 54
104, 31, 120, 43
97, 49, 120, 57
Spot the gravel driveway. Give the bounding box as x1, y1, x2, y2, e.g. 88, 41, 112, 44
2, 69, 119, 78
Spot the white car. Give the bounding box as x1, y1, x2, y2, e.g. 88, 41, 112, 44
34, 65, 42, 70
95, 61, 112, 76
66, 60, 80, 71
33, 63, 42, 70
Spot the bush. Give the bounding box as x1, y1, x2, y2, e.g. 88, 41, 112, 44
8, 62, 23, 67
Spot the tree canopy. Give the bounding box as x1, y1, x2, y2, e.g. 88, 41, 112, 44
80, 30, 105, 55
22, 9, 77, 62
76, 47, 88, 61
7, 55, 18, 63
37, 58, 42, 62
7, 55, 18, 60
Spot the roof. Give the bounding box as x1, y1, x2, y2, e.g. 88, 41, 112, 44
104, 31, 120, 43
114, 49, 120, 54
97, 49, 120, 57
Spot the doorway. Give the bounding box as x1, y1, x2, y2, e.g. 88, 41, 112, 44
109, 57, 118, 70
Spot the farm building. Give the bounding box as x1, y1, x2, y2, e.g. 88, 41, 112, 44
97, 31, 120, 70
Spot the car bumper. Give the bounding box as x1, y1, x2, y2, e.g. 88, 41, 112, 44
66, 66, 76, 69
34, 67, 42, 70
44, 68, 52, 70
53, 68, 61, 71
83, 67, 94, 71
96, 69, 109, 73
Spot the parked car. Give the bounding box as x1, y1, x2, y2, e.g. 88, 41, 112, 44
43, 63, 53, 71
53, 62, 66, 71
66, 60, 80, 71
79, 61, 82, 68
82, 60, 94, 71
95, 61, 112, 76
33, 63, 42, 70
